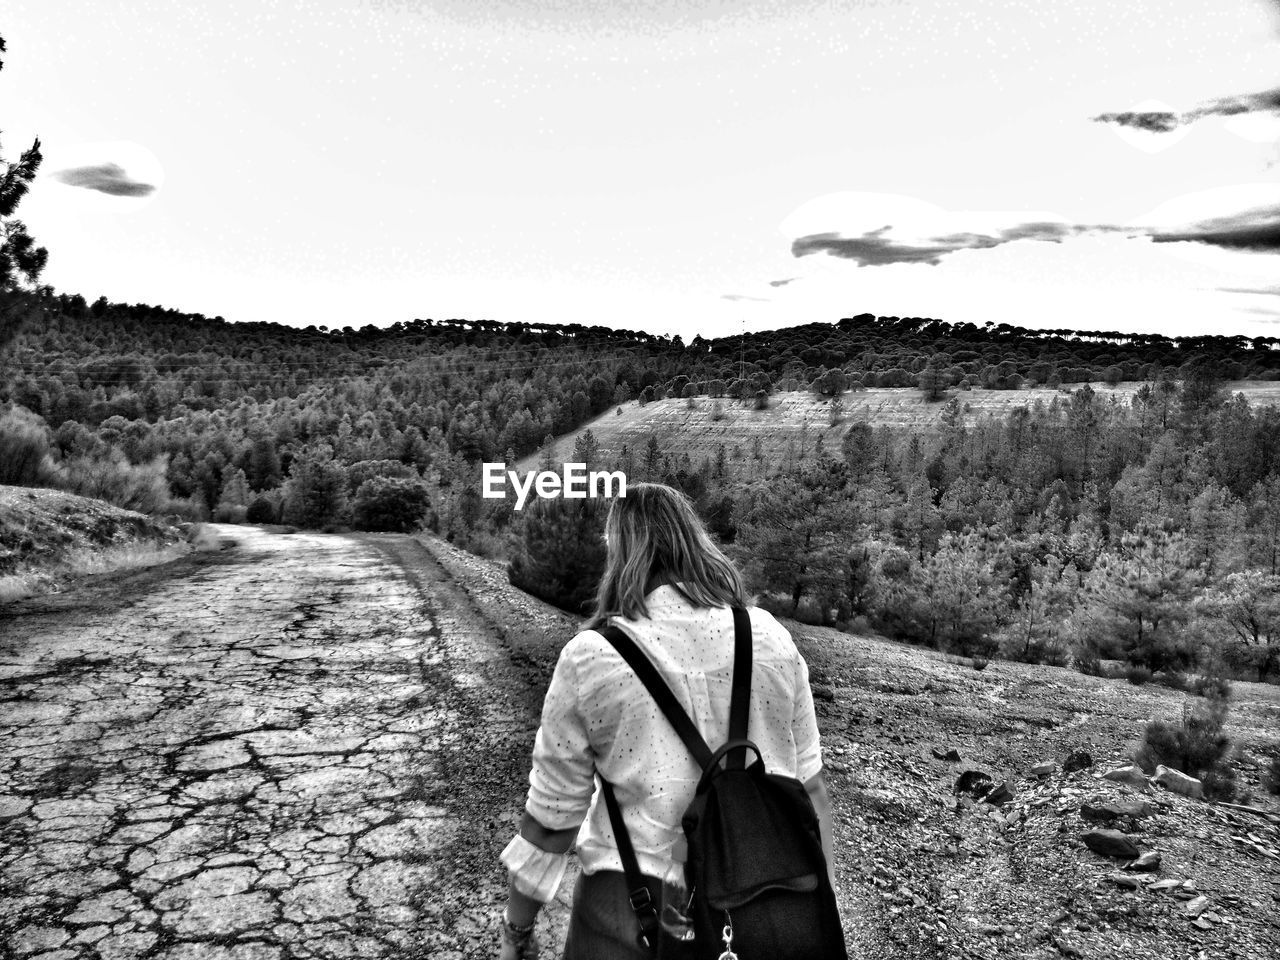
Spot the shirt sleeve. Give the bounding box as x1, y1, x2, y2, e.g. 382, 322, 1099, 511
791, 646, 823, 783
525, 636, 597, 831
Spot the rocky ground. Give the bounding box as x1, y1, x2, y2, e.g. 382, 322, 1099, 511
795, 623, 1280, 960
1, 525, 1278, 959
417, 536, 1280, 960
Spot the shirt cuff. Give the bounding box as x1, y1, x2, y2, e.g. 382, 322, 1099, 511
501, 834, 570, 903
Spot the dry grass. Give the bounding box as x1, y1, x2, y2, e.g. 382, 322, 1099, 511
187, 523, 223, 551
0, 540, 190, 605
0, 540, 188, 603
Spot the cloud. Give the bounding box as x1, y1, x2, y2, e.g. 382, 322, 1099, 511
792, 221, 1095, 267
786, 188, 1280, 268
52, 162, 156, 197
1219, 284, 1280, 296
1239, 307, 1280, 321
1092, 110, 1180, 133
1094, 87, 1280, 133
720, 293, 771, 302
768, 277, 798, 287
1150, 206, 1280, 252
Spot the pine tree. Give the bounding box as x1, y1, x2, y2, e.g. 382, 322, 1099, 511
507, 497, 607, 613
215, 466, 251, 522
1073, 525, 1203, 670
0, 35, 49, 355
281, 447, 349, 529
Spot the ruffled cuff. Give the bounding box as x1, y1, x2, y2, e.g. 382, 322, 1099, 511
501, 834, 570, 903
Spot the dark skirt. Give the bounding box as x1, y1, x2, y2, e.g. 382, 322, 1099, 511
562, 869, 662, 960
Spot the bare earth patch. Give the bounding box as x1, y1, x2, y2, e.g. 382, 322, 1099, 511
516, 381, 1280, 473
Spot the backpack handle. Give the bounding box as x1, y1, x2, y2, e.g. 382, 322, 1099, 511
696, 738, 762, 793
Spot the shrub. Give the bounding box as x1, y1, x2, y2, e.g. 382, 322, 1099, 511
971, 656, 989, 671
1266, 752, 1280, 796
213, 503, 248, 524
1010, 636, 1071, 667
1191, 674, 1232, 701
1155, 669, 1189, 691
246, 496, 276, 524
352, 477, 432, 533
507, 497, 607, 614
1126, 665, 1153, 686
1134, 698, 1231, 782
1198, 765, 1239, 802
345, 459, 417, 496
163, 494, 208, 523
281, 451, 349, 529
187, 524, 222, 551
0, 404, 59, 486
1075, 651, 1103, 677
59, 450, 172, 514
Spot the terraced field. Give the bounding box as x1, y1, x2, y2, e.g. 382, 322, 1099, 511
517, 381, 1280, 472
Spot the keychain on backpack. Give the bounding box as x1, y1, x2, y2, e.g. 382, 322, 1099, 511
718, 914, 738, 960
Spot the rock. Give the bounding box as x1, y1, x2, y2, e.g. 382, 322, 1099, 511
1081, 799, 1153, 822
811, 683, 835, 702
933, 747, 962, 762
1106, 873, 1141, 890
1192, 916, 1213, 931
1184, 895, 1210, 918
1153, 765, 1204, 800
1149, 878, 1183, 892
1080, 802, 1118, 822
1030, 761, 1056, 778
1125, 851, 1161, 872
955, 770, 994, 798
984, 780, 1015, 806
1082, 829, 1142, 859
1063, 750, 1093, 773
1102, 765, 1153, 792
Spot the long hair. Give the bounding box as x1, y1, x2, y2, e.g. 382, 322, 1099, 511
585, 482, 748, 629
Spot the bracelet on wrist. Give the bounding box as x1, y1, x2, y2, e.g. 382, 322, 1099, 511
503, 907, 536, 940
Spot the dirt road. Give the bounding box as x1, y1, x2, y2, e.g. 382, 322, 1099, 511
0, 526, 551, 960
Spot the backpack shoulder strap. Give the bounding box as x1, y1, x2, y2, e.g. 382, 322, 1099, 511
726, 605, 752, 769
595, 623, 714, 770
597, 774, 660, 954
592, 610, 752, 953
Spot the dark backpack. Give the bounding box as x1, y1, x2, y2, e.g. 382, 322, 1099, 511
596, 607, 849, 960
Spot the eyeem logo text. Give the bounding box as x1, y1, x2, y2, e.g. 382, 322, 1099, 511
482, 463, 627, 511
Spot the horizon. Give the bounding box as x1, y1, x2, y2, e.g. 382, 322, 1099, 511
5, 1, 1280, 339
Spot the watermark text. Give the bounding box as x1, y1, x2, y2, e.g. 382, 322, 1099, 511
481, 463, 627, 511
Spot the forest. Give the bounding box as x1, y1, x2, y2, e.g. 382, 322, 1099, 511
0, 288, 1278, 698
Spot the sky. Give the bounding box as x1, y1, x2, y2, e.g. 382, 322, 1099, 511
3, 0, 1279, 340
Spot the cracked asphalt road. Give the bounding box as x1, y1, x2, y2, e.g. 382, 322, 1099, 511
1, 526, 541, 960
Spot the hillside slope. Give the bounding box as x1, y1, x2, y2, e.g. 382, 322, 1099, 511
516, 381, 1280, 472
0, 485, 189, 602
